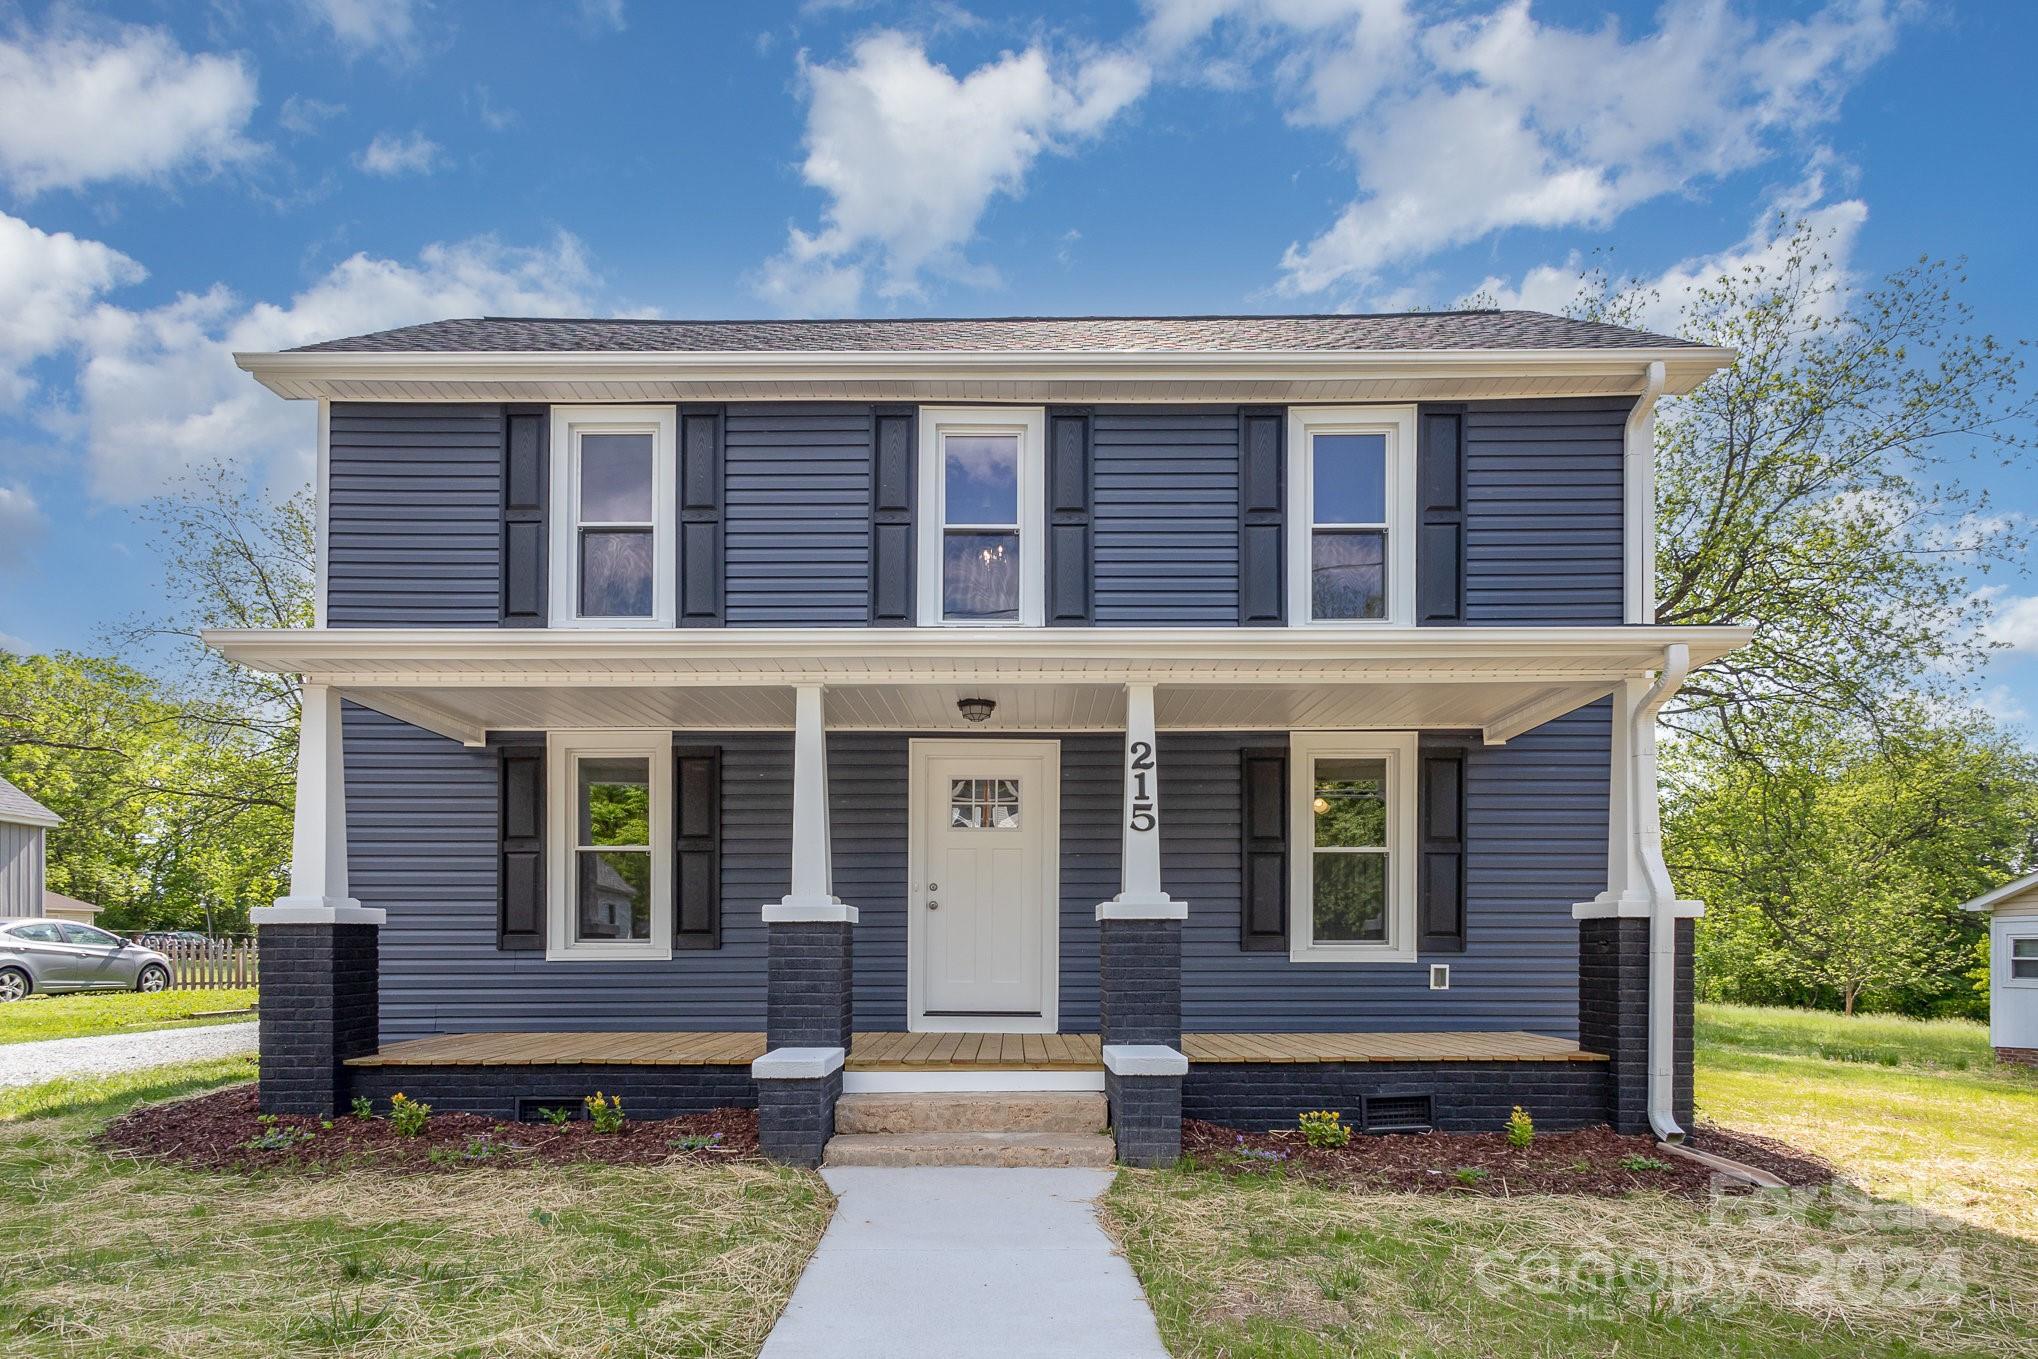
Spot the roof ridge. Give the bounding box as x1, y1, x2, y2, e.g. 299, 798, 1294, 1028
473, 310, 1515, 324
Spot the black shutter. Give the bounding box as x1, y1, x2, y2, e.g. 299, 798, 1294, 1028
1238, 407, 1285, 625
1240, 746, 1289, 950
1417, 741, 1468, 953
498, 744, 545, 950
870, 405, 916, 625
674, 746, 721, 949
679, 405, 725, 626
501, 405, 548, 626
1416, 406, 1466, 625
1046, 407, 1093, 624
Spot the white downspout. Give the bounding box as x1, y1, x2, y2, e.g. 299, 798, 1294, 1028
1633, 643, 1690, 1142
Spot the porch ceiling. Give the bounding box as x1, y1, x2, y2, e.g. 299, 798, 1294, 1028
204, 624, 1752, 747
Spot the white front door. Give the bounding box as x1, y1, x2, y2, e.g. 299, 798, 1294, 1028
909, 740, 1060, 1032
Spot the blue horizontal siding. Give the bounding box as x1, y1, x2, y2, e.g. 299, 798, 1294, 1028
1091, 407, 1241, 625
328, 403, 502, 626
1462, 397, 1628, 624
355, 707, 1604, 1041
724, 403, 872, 625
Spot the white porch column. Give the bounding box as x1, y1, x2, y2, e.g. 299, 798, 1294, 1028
1574, 675, 1701, 921
764, 684, 857, 923
1098, 682, 1185, 920
261, 683, 371, 919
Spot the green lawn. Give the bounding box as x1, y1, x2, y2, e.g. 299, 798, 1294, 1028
0, 988, 258, 1046
1103, 1003, 2038, 1357
1695, 1003, 2038, 1241
0, 1061, 831, 1358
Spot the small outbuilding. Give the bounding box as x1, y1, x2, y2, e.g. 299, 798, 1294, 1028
1960, 873, 2038, 1065
0, 775, 62, 920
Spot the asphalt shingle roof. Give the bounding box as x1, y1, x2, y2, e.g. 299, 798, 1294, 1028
0, 775, 59, 827
287, 312, 1700, 356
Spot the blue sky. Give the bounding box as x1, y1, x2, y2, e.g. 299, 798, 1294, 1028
1, 0, 2035, 719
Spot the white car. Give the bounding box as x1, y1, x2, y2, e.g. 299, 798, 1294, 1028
0, 918, 173, 1001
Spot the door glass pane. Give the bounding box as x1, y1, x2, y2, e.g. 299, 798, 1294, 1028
11, 923, 62, 943
943, 433, 1019, 524
1313, 759, 1387, 847
1312, 530, 1385, 620
579, 433, 654, 522
580, 529, 654, 617
60, 924, 118, 948
943, 532, 1019, 620
1312, 852, 1387, 942
949, 777, 1021, 830
576, 850, 651, 940
1312, 433, 1386, 523
578, 758, 650, 846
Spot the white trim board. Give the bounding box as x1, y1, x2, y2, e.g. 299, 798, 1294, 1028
843, 1070, 1106, 1094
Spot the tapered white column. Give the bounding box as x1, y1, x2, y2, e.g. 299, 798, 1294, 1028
1574, 674, 1700, 921
765, 684, 856, 923
1099, 682, 1184, 920
261, 684, 373, 920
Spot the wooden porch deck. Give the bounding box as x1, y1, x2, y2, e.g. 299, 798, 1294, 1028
346, 1029, 1601, 1069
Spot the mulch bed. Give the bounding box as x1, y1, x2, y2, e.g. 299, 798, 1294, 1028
101, 1085, 760, 1175
1689, 1119, 1839, 1186
1181, 1118, 1827, 1200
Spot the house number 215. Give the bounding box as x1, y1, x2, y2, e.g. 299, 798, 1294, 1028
1127, 740, 1157, 832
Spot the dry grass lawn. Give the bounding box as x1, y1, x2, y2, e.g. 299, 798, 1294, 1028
0, 1061, 830, 1358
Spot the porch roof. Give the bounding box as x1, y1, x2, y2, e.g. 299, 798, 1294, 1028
205, 624, 1751, 748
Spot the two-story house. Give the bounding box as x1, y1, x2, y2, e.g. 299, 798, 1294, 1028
209, 313, 1749, 1167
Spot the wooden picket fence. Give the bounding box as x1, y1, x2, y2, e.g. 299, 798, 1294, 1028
160, 938, 258, 991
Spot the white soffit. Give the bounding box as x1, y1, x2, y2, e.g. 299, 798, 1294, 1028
234, 347, 1733, 403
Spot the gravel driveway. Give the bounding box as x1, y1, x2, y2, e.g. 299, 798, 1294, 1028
0, 1022, 257, 1090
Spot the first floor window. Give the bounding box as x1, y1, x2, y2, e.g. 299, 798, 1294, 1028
547, 732, 672, 959
1289, 732, 1417, 962
2014, 937, 2038, 981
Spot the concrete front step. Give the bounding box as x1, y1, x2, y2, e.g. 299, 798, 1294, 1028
835, 1091, 1107, 1135
823, 1131, 1118, 1168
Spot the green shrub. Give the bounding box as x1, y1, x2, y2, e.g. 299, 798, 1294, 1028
1453, 1167, 1490, 1185
387, 1092, 431, 1137
1298, 1109, 1349, 1148
1618, 1154, 1671, 1172
349, 1096, 375, 1120
536, 1105, 574, 1127
1504, 1105, 1534, 1149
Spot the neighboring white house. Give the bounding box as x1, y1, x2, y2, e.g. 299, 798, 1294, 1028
1960, 873, 2038, 1065
0, 775, 62, 919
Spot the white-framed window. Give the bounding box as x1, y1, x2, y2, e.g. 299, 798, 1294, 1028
546, 730, 672, 960
2010, 933, 2038, 986
1288, 731, 1418, 962
549, 405, 677, 627
1286, 406, 1417, 625
917, 406, 1045, 626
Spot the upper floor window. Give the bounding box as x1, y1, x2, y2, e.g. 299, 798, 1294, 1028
918, 407, 1044, 626
550, 406, 676, 627
1287, 406, 1417, 625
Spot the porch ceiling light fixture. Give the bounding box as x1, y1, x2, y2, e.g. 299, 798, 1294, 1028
956, 696, 997, 724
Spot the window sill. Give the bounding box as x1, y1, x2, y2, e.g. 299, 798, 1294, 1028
1288, 942, 1417, 965
544, 943, 675, 963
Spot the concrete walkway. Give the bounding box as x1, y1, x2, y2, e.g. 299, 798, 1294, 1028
0, 1021, 256, 1089
761, 1167, 1170, 1359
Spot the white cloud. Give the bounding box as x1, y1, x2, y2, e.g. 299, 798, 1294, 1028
1979, 683, 2031, 727
0, 630, 34, 655
1142, 0, 1907, 297
0, 19, 259, 195
355, 129, 444, 176
1987, 592, 2038, 652
64, 232, 599, 500
1462, 171, 1870, 333
0, 484, 45, 567
756, 30, 1150, 313
0, 213, 147, 407
279, 94, 346, 136
300, 0, 425, 62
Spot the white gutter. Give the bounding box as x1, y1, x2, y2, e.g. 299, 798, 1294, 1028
1623, 360, 1667, 625
1632, 642, 1692, 1143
